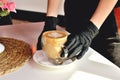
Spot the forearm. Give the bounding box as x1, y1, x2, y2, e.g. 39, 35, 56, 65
46, 0, 62, 17
90, 0, 118, 29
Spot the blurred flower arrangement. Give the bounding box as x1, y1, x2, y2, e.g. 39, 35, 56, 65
0, 0, 16, 17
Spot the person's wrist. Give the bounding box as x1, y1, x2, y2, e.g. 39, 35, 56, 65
86, 21, 99, 38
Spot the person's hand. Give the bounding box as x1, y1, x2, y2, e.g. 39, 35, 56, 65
61, 21, 99, 59
37, 16, 58, 50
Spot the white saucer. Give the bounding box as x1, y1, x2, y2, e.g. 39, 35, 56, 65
33, 50, 77, 69
0, 43, 5, 53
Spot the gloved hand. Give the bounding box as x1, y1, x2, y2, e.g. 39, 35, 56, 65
61, 21, 99, 59
37, 16, 58, 50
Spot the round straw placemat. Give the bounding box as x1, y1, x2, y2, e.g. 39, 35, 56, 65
0, 37, 32, 76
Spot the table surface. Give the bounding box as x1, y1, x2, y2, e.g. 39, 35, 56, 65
0, 22, 120, 80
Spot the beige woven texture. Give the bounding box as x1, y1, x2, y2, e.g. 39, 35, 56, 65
0, 37, 32, 76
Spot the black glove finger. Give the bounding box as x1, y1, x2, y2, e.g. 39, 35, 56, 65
67, 35, 81, 52
80, 33, 91, 46
60, 36, 81, 57
66, 38, 76, 50
68, 42, 82, 57
64, 34, 76, 50
37, 28, 48, 50
60, 47, 69, 57
60, 38, 75, 57
37, 34, 43, 50
68, 44, 83, 58
76, 46, 89, 59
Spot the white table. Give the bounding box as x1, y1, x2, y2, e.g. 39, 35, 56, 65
0, 22, 120, 80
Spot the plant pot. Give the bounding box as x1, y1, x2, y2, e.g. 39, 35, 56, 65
0, 14, 13, 26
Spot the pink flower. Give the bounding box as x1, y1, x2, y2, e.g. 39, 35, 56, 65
0, 0, 8, 9
0, 0, 16, 12
0, 0, 16, 16
0, 0, 7, 4
7, 2, 16, 12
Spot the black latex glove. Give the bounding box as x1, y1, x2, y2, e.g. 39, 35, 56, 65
61, 21, 99, 59
37, 16, 58, 50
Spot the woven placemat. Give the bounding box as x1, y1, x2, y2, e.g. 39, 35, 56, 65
0, 37, 32, 76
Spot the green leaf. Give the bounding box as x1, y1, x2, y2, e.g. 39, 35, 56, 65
0, 9, 10, 17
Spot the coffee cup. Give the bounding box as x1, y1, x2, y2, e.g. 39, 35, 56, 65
41, 30, 68, 62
